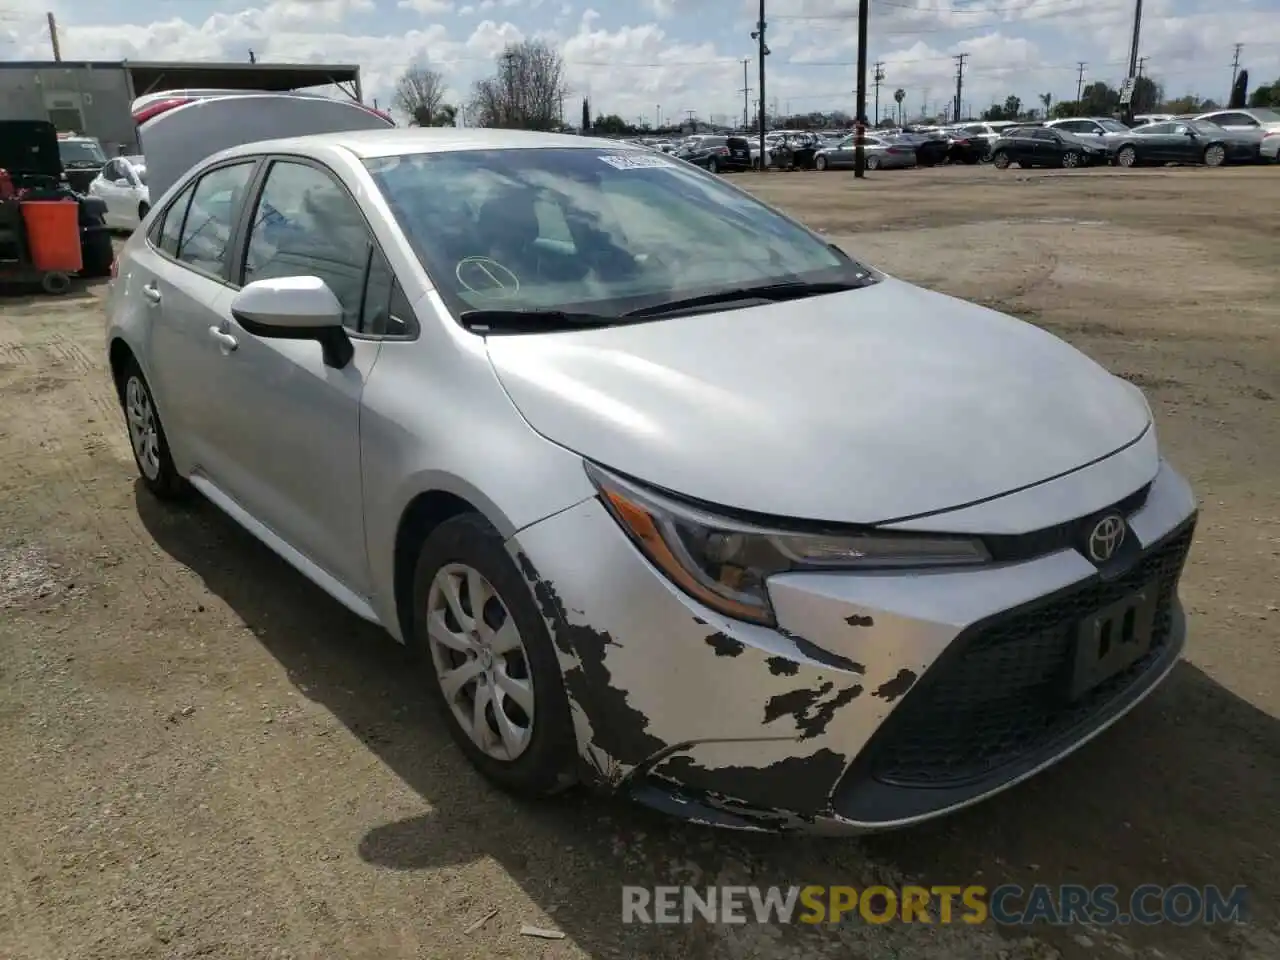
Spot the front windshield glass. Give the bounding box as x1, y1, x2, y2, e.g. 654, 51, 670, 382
58, 139, 107, 167
365, 147, 870, 320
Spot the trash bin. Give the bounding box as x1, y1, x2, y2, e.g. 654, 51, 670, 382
20, 199, 83, 273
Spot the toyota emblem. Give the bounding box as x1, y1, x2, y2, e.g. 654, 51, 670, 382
1086, 514, 1126, 564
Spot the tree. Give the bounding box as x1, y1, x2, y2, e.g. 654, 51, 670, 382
1051, 99, 1081, 119
1249, 79, 1280, 107
434, 104, 457, 127
1131, 76, 1162, 114
980, 95, 1022, 121
581, 97, 590, 132
392, 64, 447, 127
1039, 92, 1052, 115
1080, 81, 1120, 116
469, 39, 570, 131
893, 88, 905, 126
593, 113, 632, 136
1163, 94, 1213, 115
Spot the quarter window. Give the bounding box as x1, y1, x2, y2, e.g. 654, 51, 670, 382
153, 181, 196, 258
176, 162, 256, 277
242, 160, 373, 329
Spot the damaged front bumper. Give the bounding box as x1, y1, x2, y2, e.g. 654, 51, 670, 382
508, 460, 1198, 834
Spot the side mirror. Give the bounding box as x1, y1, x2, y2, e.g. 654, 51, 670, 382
230, 276, 354, 369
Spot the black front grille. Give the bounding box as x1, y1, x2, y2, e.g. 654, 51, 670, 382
861, 521, 1194, 789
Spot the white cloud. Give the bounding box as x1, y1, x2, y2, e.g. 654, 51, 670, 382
398, 0, 456, 13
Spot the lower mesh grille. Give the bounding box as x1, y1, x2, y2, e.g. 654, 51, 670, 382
865, 523, 1194, 788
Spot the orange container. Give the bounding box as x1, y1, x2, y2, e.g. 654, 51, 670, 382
20, 200, 83, 273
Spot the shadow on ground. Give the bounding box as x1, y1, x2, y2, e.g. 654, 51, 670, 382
136, 485, 1280, 960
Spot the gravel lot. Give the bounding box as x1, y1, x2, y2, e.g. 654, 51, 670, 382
1, 163, 1278, 960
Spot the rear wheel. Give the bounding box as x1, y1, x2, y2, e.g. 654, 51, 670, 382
814, 154, 828, 171
119, 359, 189, 500
40, 272, 71, 295
1203, 143, 1226, 167
866, 154, 881, 170
707, 157, 719, 174
1116, 145, 1138, 168
992, 150, 1011, 169
1061, 150, 1082, 169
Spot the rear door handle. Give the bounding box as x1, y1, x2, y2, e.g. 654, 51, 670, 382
208, 327, 238, 352
141, 283, 161, 305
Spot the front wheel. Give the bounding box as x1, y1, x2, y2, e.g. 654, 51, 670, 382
1061, 150, 1081, 169
814, 155, 828, 171
992, 150, 1011, 169
412, 514, 578, 798
707, 157, 719, 174
1203, 144, 1226, 167
866, 154, 881, 170
1116, 145, 1137, 168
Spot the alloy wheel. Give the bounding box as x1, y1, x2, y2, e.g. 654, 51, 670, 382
125, 376, 161, 480
1062, 151, 1080, 168
426, 563, 535, 762
1204, 144, 1226, 167
867, 155, 881, 170
1117, 146, 1136, 167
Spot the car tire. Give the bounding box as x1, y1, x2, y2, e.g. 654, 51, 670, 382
866, 154, 881, 170
815, 155, 828, 171
411, 513, 578, 799
992, 150, 1011, 169
118, 358, 189, 500
1061, 150, 1081, 169
1203, 143, 1226, 167
708, 157, 719, 174
1116, 145, 1138, 168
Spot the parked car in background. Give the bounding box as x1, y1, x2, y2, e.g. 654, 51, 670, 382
1132, 113, 1176, 126
956, 121, 1020, 159
105, 125, 1197, 833
1194, 108, 1280, 162
990, 127, 1109, 169
1044, 117, 1133, 150
89, 155, 150, 231
1112, 119, 1257, 168
941, 128, 986, 164
673, 135, 753, 173
55, 133, 108, 193
813, 133, 916, 170
895, 130, 950, 166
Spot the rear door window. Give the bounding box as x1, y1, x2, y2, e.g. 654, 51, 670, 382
176, 161, 256, 278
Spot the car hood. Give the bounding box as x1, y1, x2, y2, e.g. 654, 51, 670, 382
484, 279, 1151, 524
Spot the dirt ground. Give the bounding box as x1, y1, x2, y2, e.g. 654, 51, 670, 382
1, 164, 1278, 960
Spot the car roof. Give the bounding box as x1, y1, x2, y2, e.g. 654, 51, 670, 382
215, 127, 641, 162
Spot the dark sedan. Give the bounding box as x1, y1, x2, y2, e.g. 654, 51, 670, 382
895, 130, 950, 166
990, 127, 1109, 169
673, 135, 753, 173
1112, 120, 1258, 168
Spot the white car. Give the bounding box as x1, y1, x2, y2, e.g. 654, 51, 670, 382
1194, 108, 1280, 161
89, 155, 150, 231
106, 119, 1198, 833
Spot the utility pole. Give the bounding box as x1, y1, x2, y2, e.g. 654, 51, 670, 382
1230, 43, 1242, 101
1137, 56, 1148, 78
752, 2, 769, 170
854, 0, 869, 177
872, 61, 885, 127
1123, 0, 1144, 123
46, 12, 61, 61
953, 53, 968, 126
1076, 61, 1086, 102
739, 59, 752, 130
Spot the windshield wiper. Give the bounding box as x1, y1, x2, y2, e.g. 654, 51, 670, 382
458, 308, 614, 333
622, 278, 872, 319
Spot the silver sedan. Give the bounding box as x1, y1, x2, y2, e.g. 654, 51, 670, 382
814, 134, 916, 170
106, 127, 1197, 833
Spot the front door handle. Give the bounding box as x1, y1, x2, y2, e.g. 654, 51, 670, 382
141, 283, 161, 305
208, 327, 238, 352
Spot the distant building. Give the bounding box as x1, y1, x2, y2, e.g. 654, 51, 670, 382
0, 59, 365, 155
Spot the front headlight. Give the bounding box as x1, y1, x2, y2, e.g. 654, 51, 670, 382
585, 463, 990, 626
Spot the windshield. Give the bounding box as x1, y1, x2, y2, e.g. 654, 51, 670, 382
58, 139, 107, 167
365, 147, 870, 323
1097, 119, 1129, 133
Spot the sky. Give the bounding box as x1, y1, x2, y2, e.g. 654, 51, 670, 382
2, 0, 1279, 125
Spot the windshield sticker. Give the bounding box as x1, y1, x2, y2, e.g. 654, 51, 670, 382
598, 153, 675, 170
